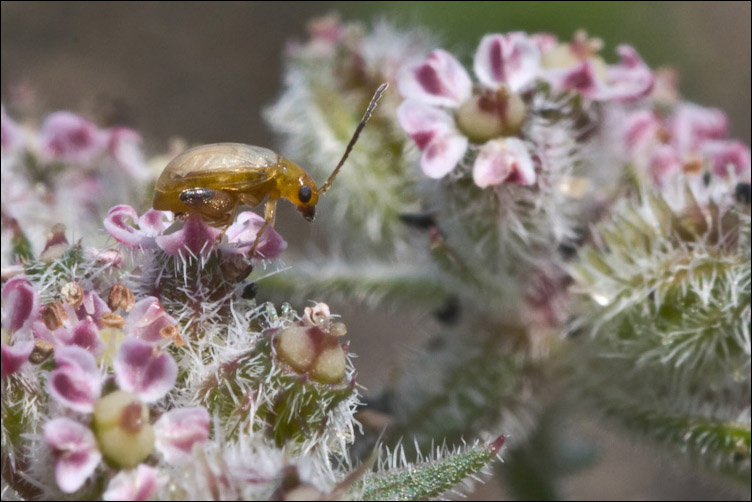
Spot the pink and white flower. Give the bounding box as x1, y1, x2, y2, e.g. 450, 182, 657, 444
397, 33, 540, 186
44, 418, 103, 493
47, 345, 103, 413
1, 340, 34, 379
123, 297, 179, 343
2, 275, 39, 337
219, 211, 289, 259
113, 338, 177, 402
153, 407, 211, 465
104, 205, 171, 250
1, 276, 40, 378
473, 138, 536, 188
540, 32, 654, 102
103, 464, 165, 501
39, 111, 109, 165
104, 204, 287, 260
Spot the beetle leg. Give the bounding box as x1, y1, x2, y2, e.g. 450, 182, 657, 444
179, 188, 238, 225
250, 199, 277, 256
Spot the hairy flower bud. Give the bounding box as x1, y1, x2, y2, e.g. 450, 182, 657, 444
275, 324, 347, 384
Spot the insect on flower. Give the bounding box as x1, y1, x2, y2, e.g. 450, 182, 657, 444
153, 84, 388, 251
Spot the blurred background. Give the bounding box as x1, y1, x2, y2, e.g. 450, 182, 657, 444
2, 2, 749, 499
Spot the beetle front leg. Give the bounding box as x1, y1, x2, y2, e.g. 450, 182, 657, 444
250, 199, 277, 256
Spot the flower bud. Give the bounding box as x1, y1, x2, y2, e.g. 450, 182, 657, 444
310, 342, 346, 384
275, 326, 316, 374
274, 325, 347, 384
93, 391, 155, 469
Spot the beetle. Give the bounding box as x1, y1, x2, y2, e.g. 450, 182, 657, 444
153, 83, 388, 251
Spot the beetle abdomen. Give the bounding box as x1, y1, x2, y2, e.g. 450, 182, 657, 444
153, 143, 279, 211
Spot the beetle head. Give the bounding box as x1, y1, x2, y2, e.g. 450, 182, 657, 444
278, 158, 319, 221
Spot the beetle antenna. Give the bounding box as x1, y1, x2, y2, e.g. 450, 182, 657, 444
319, 83, 388, 194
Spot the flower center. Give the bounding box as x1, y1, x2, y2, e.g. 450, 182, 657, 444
93, 390, 155, 468
455, 85, 526, 144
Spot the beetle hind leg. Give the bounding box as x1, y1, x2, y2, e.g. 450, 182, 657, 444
179, 188, 238, 227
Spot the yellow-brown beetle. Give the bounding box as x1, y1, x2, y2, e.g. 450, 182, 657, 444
153, 84, 387, 247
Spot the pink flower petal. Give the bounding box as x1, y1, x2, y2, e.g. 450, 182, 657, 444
550, 61, 603, 99
68, 319, 105, 356
33, 321, 70, 347
532, 33, 558, 53
603, 45, 654, 102
220, 211, 288, 259
114, 338, 177, 403
138, 209, 171, 236
397, 99, 457, 150
104, 205, 160, 249
701, 140, 751, 178
1, 341, 34, 379
671, 103, 728, 155
39, 111, 108, 164
108, 127, 151, 180
474, 33, 541, 92
124, 297, 178, 343
649, 145, 682, 187
398, 49, 472, 108
88, 248, 125, 268
1, 104, 25, 154
155, 214, 220, 258
44, 418, 102, 494
154, 407, 210, 466
473, 138, 536, 188
103, 464, 165, 501
624, 110, 663, 154
48, 345, 102, 413
76, 291, 112, 326
1, 275, 39, 335
421, 132, 469, 179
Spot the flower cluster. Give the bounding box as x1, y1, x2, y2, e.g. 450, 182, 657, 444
397, 31, 654, 188
622, 80, 750, 207
104, 205, 287, 262
2, 108, 150, 179
1, 273, 210, 497
44, 341, 209, 494
1, 107, 154, 260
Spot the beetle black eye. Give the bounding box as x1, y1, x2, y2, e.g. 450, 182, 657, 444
298, 186, 312, 203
